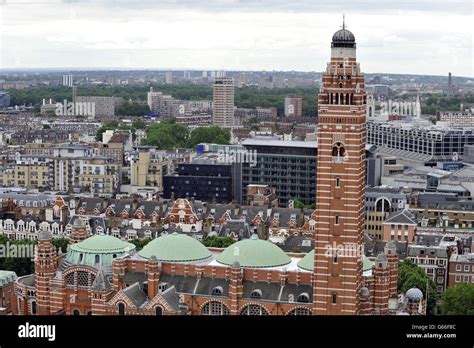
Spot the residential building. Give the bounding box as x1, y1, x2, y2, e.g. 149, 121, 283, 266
448, 253, 474, 287
213, 77, 234, 128
284, 95, 303, 117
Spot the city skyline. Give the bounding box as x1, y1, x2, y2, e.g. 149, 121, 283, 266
0, 0, 472, 77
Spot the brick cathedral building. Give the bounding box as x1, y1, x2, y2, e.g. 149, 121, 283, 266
8, 24, 401, 316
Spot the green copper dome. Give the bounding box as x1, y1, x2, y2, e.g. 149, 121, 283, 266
65, 234, 136, 268
138, 232, 212, 262
297, 250, 373, 272
216, 234, 291, 268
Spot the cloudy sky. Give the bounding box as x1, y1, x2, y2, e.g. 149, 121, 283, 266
0, 0, 472, 76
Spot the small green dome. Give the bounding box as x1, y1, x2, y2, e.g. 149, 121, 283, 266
297, 250, 373, 272
65, 234, 136, 268
138, 232, 212, 262
216, 234, 291, 268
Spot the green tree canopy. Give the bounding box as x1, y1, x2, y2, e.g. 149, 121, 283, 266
441, 283, 474, 315
201, 236, 236, 248
186, 126, 231, 149
117, 101, 151, 116
398, 259, 438, 312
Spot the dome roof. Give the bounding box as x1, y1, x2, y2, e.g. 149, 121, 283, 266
65, 234, 136, 268
406, 288, 423, 302
298, 250, 373, 272
138, 232, 212, 262
216, 234, 291, 268
332, 29, 355, 43
70, 234, 135, 254
331, 18, 356, 48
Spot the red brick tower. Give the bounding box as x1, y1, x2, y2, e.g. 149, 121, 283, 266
385, 242, 399, 299
70, 217, 89, 244
35, 230, 58, 315
146, 256, 161, 300
373, 253, 390, 314
313, 19, 367, 315
228, 262, 243, 315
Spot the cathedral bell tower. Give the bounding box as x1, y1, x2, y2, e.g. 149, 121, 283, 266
313, 18, 367, 315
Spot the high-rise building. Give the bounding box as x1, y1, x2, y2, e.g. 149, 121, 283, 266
62, 74, 73, 87
284, 95, 303, 117
212, 77, 235, 128
313, 20, 367, 314
165, 71, 173, 84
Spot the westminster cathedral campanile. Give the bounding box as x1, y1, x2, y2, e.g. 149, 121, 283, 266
313, 19, 367, 315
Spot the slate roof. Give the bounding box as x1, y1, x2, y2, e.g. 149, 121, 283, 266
384, 210, 417, 225
122, 282, 148, 308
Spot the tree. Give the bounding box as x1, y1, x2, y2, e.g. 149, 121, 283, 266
186, 126, 231, 149
51, 238, 69, 253
117, 102, 150, 117
442, 283, 474, 315
130, 238, 152, 250
398, 259, 438, 312
201, 236, 236, 248
142, 118, 189, 149
132, 118, 146, 130
0, 236, 37, 276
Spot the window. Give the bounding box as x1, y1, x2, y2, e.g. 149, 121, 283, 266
118, 303, 125, 316
335, 215, 340, 225
250, 289, 262, 299
240, 304, 269, 316
455, 275, 461, 282
31, 301, 37, 314
95, 255, 100, 265
155, 306, 163, 316
456, 264, 461, 272
201, 301, 229, 315
72, 309, 80, 315
211, 287, 223, 296
464, 265, 470, 272
287, 308, 311, 315
335, 177, 340, 188
332, 294, 337, 304
297, 293, 310, 303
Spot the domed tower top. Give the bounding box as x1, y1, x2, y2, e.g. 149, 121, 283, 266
331, 15, 356, 48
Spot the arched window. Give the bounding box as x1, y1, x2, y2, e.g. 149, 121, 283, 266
240, 304, 269, 316
200, 301, 230, 315
250, 289, 262, 299
31, 301, 37, 314
79, 253, 83, 262
118, 302, 125, 316
287, 307, 312, 315
95, 255, 100, 265
211, 286, 223, 296
335, 177, 340, 188
297, 293, 310, 303
335, 215, 340, 225
332, 294, 337, 304
72, 309, 80, 315
332, 142, 345, 158
155, 306, 163, 316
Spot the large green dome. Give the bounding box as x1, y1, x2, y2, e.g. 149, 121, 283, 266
216, 234, 291, 268
297, 250, 373, 272
65, 234, 136, 268
138, 232, 212, 262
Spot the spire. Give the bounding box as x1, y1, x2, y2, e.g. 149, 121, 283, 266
342, 14, 346, 30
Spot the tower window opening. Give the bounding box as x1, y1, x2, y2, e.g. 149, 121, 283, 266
332, 294, 337, 304
335, 177, 340, 188
335, 215, 340, 225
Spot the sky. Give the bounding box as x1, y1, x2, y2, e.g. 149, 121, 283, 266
0, 0, 472, 76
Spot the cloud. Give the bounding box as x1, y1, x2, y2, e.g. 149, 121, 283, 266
0, 0, 472, 76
